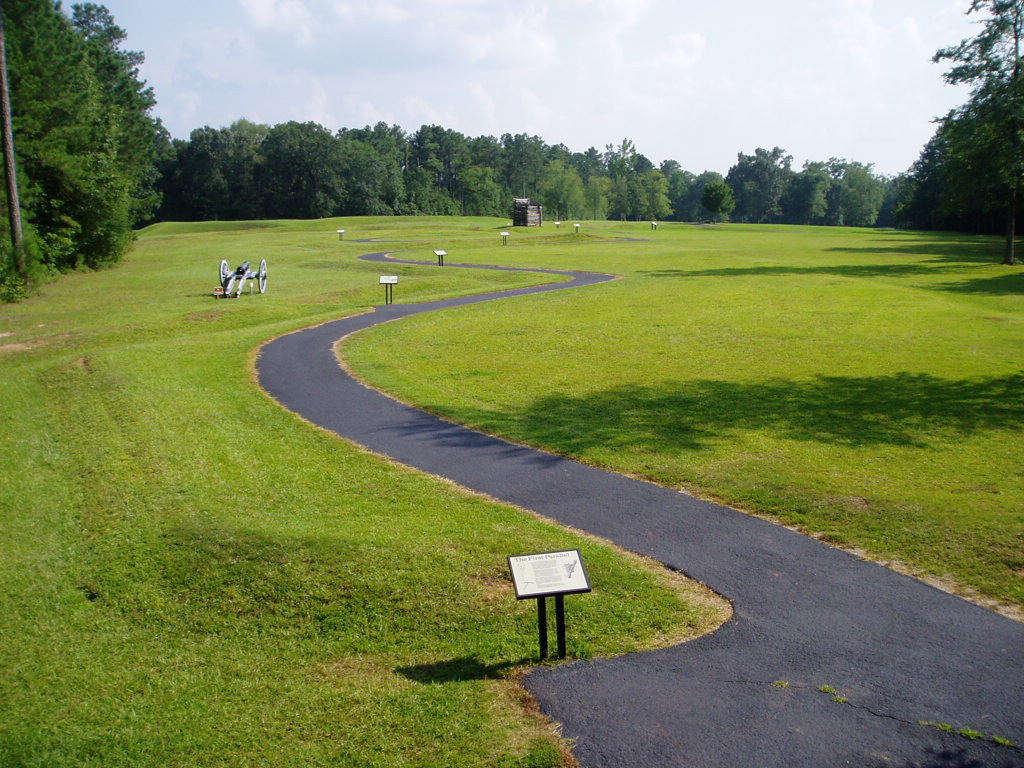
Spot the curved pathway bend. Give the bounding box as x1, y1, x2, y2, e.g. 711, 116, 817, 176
258, 252, 1024, 768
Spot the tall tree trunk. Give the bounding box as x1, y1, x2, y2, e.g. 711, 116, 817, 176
0, 0, 25, 280
1007, 186, 1017, 265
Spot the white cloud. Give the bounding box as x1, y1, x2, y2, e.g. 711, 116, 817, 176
647, 31, 706, 72
331, 2, 411, 23
238, 0, 314, 44
402, 95, 455, 127
469, 82, 499, 127
174, 91, 202, 132
307, 78, 339, 128
566, 0, 652, 28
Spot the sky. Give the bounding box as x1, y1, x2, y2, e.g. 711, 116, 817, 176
98, 0, 982, 177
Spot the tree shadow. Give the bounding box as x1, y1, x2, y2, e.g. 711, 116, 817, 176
935, 270, 1024, 295
639, 262, 968, 280
395, 656, 529, 684
638, 233, 1013, 288
824, 234, 1002, 264
482, 373, 1024, 455
868, 745, 1024, 768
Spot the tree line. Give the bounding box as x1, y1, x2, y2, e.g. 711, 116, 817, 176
154, 122, 902, 230
0, 0, 163, 295
896, 0, 1024, 263
2, 0, 1021, 296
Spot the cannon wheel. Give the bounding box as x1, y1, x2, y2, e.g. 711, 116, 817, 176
219, 259, 231, 292
258, 259, 268, 294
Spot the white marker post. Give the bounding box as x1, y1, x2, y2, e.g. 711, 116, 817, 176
508, 549, 591, 659
379, 275, 398, 304
433, 249, 447, 266
574, 223, 581, 234
337, 229, 345, 240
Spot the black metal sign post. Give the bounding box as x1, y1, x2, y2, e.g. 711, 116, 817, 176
555, 594, 567, 658
537, 596, 548, 659
433, 249, 446, 266
508, 549, 591, 660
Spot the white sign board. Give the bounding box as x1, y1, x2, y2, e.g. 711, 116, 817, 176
500, 232, 510, 237
508, 549, 591, 600
433, 250, 447, 257
379, 275, 399, 284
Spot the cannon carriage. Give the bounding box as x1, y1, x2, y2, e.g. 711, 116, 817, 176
215, 259, 267, 298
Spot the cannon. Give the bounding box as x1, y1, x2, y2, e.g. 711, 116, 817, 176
216, 258, 267, 298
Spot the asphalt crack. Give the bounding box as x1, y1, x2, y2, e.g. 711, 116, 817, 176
722, 679, 1023, 753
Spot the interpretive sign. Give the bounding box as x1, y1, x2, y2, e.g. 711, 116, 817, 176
508, 549, 591, 599
379, 275, 398, 304
433, 249, 447, 266
508, 549, 591, 660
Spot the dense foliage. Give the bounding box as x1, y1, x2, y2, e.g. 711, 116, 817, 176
155, 122, 898, 229
897, 0, 1024, 263
0, 0, 164, 288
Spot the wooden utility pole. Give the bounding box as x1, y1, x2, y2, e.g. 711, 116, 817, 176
0, 0, 26, 279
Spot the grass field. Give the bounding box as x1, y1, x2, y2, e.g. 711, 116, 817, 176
344, 220, 1024, 614
0, 218, 727, 768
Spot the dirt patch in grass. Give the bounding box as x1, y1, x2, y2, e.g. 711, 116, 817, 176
833, 494, 871, 510
471, 564, 515, 604
185, 310, 224, 322
0, 341, 34, 354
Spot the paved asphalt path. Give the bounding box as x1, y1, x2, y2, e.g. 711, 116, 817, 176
258, 252, 1024, 768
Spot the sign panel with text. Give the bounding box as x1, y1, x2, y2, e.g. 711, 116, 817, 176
508, 549, 591, 600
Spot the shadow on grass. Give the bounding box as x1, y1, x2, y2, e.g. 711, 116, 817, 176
935, 270, 1024, 295
474, 373, 1024, 453
396, 656, 529, 683
638, 234, 1022, 292
639, 262, 969, 280
824, 233, 1002, 263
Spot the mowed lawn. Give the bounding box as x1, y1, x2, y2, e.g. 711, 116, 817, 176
0, 217, 727, 768
345, 221, 1024, 613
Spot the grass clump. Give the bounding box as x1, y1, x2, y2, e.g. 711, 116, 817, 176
920, 721, 1019, 749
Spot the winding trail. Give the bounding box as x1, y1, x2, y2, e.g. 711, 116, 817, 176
258, 252, 1024, 768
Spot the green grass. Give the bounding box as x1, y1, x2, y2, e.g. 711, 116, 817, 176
0, 217, 727, 767
344, 220, 1024, 612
